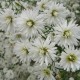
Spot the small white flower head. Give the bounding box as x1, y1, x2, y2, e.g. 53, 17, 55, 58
0, 8, 16, 35
31, 35, 57, 66
37, 0, 49, 11
59, 47, 80, 72
34, 64, 56, 80
69, 77, 74, 80
5, 70, 14, 80
27, 74, 36, 80
11, 31, 27, 41
17, 9, 44, 38
44, 1, 69, 25
13, 40, 31, 63
54, 20, 80, 47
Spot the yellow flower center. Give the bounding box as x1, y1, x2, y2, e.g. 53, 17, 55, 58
6, 16, 13, 23
26, 20, 35, 27
22, 47, 29, 55
43, 69, 51, 76
63, 30, 71, 38
40, 47, 48, 56
51, 10, 58, 17
41, 3, 45, 9
66, 53, 77, 62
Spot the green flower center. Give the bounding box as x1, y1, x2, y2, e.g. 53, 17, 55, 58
66, 53, 77, 62
43, 69, 51, 76
51, 10, 58, 17
22, 47, 29, 55
26, 20, 35, 27
6, 16, 13, 23
16, 34, 22, 38
41, 3, 45, 9
40, 47, 48, 56
63, 30, 71, 38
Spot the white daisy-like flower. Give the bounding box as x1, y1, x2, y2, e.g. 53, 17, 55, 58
59, 47, 80, 72
34, 64, 56, 80
31, 35, 57, 66
54, 20, 80, 47
17, 9, 44, 38
11, 31, 27, 42
13, 40, 31, 63
37, 0, 49, 11
0, 8, 16, 35
44, 1, 69, 25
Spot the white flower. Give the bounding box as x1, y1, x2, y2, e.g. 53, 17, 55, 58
37, 0, 49, 11
13, 40, 31, 63
27, 74, 36, 80
44, 1, 69, 25
0, 8, 16, 35
11, 31, 27, 41
31, 35, 57, 65
34, 64, 56, 80
69, 77, 74, 80
17, 9, 44, 38
5, 70, 14, 80
59, 47, 80, 72
11, 56, 19, 64
54, 20, 80, 47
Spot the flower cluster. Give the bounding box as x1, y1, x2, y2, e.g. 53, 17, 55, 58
0, 0, 80, 80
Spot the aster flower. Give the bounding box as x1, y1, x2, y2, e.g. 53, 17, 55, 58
0, 0, 80, 80
30, 35, 57, 65
59, 47, 80, 72
37, 0, 49, 11
17, 9, 44, 38
0, 8, 16, 35
44, 1, 69, 25
13, 40, 31, 63
11, 31, 27, 42
34, 64, 56, 80
54, 20, 80, 47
